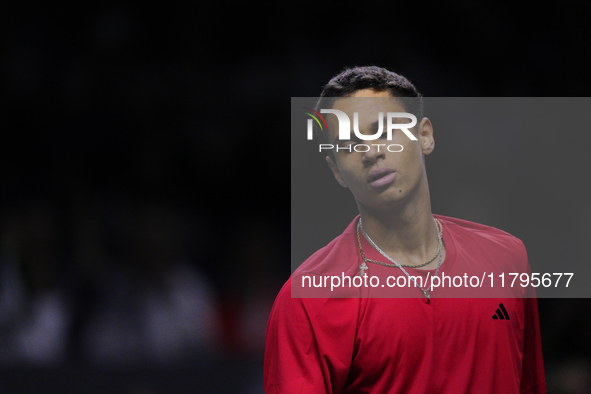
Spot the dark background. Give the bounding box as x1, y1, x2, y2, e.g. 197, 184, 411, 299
2, 2, 591, 393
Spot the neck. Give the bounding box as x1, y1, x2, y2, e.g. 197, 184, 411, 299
357, 179, 440, 266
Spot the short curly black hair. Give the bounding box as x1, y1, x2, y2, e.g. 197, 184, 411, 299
320, 66, 422, 100
315, 66, 424, 145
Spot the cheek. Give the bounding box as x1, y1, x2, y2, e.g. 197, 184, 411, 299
339, 166, 364, 188
340, 169, 359, 185
399, 143, 423, 163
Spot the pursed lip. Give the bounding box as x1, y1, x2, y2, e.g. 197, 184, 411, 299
367, 167, 395, 183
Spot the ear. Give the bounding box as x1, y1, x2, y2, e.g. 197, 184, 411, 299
418, 117, 435, 155
326, 156, 348, 188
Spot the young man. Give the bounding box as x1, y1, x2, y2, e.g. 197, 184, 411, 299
266, 66, 546, 393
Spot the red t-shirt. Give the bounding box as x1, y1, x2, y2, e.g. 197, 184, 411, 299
264, 215, 546, 393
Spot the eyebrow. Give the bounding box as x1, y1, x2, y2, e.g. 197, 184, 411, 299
369, 121, 380, 134
356, 121, 381, 138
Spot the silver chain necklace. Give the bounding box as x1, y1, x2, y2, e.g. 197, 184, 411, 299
359, 217, 443, 301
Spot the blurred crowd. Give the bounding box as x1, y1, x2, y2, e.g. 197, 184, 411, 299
2, 3, 289, 374
0, 198, 285, 367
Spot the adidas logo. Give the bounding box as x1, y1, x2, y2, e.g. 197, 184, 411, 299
492, 303, 510, 320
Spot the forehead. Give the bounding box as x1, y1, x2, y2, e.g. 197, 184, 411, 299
331, 90, 405, 117
325, 90, 407, 132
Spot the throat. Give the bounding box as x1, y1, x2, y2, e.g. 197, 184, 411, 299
358, 215, 445, 270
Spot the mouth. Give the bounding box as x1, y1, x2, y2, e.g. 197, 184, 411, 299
367, 167, 396, 188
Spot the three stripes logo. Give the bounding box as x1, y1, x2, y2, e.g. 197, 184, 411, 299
492, 303, 510, 320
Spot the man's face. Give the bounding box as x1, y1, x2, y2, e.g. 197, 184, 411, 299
325, 89, 434, 211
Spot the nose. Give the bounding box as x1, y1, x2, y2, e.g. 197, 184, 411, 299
362, 143, 386, 165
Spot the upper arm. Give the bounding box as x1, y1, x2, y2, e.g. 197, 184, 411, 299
264, 280, 358, 394
520, 296, 546, 394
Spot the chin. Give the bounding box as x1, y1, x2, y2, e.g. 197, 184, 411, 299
361, 194, 408, 210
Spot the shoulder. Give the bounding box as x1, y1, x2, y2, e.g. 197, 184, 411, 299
287, 216, 363, 298
436, 214, 527, 261
268, 276, 360, 325
269, 277, 329, 317
293, 216, 361, 278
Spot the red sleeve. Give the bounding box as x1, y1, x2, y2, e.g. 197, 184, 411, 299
520, 296, 546, 394
517, 240, 546, 394
264, 278, 358, 394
